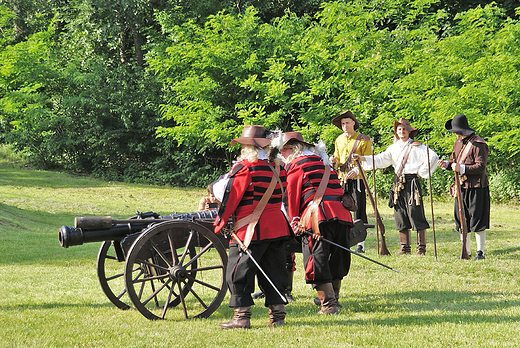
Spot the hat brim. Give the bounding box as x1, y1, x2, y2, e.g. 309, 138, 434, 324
445, 119, 475, 136
231, 137, 271, 147
394, 120, 418, 139
283, 138, 314, 147
332, 111, 359, 130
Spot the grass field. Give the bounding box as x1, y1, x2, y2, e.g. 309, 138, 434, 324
1, 161, 520, 347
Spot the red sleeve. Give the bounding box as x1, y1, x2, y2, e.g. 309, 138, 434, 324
213, 164, 251, 234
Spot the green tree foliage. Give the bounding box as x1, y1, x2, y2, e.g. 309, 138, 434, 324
2, 0, 520, 198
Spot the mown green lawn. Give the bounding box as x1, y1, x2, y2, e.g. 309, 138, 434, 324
1, 163, 519, 347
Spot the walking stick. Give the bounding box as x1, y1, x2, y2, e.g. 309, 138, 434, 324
229, 231, 288, 303
302, 231, 399, 272
425, 136, 438, 261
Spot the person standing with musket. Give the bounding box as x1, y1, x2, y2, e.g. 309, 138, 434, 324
330, 110, 372, 254
355, 118, 438, 255
437, 114, 490, 260
213, 125, 292, 329
278, 131, 353, 315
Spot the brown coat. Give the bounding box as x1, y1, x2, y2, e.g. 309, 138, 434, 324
447, 134, 489, 189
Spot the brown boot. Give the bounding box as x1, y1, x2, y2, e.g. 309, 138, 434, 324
219, 307, 251, 329
267, 304, 286, 326
332, 279, 342, 307
416, 229, 427, 255
397, 229, 411, 255
316, 283, 338, 314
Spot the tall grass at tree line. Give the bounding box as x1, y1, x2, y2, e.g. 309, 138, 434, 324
1, 147, 520, 347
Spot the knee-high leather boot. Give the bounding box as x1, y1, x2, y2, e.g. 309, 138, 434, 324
416, 229, 427, 255
219, 306, 252, 329
314, 280, 343, 307
267, 304, 286, 326
397, 229, 411, 255
316, 283, 338, 314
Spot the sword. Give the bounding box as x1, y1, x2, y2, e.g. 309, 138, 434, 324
302, 231, 399, 273
229, 232, 288, 303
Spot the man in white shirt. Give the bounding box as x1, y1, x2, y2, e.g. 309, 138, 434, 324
354, 118, 438, 255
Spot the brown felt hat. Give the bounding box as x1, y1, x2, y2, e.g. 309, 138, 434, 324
445, 114, 475, 136
231, 125, 271, 147
282, 132, 313, 147
394, 118, 418, 139
331, 110, 359, 130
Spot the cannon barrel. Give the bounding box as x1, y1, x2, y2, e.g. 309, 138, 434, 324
59, 209, 219, 248
59, 224, 145, 248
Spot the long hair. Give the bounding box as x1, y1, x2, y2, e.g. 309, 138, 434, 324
283, 139, 330, 165
237, 144, 283, 166
237, 145, 259, 162
283, 141, 310, 163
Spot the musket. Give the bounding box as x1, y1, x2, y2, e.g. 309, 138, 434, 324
355, 158, 391, 256
454, 170, 471, 259
425, 136, 438, 261
303, 231, 398, 272
372, 142, 380, 256
229, 231, 288, 303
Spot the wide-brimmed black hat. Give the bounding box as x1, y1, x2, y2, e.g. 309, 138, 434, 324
282, 132, 313, 147
331, 110, 359, 130
445, 114, 475, 136
394, 118, 418, 139
231, 125, 271, 147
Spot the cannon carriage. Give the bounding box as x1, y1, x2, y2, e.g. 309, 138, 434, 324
60, 208, 371, 321
59, 210, 229, 320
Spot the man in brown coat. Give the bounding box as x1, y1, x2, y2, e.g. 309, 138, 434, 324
438, 114, 490, 260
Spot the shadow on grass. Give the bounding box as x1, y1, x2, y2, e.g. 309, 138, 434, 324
491, 246, 520, 256
288, 289, 520, 326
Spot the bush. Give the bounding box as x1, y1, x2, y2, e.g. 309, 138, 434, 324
0, 143, 27, 166
489, 170, 520, 204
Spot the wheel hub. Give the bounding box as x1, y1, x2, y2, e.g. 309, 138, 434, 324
169, 265, 187, 281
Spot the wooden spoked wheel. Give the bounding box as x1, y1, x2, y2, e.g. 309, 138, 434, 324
124, 220, 228, 320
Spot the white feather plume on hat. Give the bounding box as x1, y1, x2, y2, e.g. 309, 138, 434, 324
313, 140, 330, 165
270, 130, 284, 150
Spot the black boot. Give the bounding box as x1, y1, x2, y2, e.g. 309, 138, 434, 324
332, 279, 342, 307
285, 271, 295, 302
219, 307, 252, 329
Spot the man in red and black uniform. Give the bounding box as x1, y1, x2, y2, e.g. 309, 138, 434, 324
213, 125, 291, 329
279, 132, 353, 314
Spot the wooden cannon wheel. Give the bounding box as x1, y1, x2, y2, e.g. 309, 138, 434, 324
124, 220, 228, 320
96, 240, 132, 310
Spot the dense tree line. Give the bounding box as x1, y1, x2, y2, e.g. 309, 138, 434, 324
1, 0, 520, 201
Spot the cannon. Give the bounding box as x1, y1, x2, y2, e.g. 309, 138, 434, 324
59, 210, 229, 320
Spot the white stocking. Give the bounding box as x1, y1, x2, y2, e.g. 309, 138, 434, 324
475, 231, 486, 252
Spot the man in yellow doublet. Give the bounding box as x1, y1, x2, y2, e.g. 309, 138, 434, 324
330, 110, 372, 253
